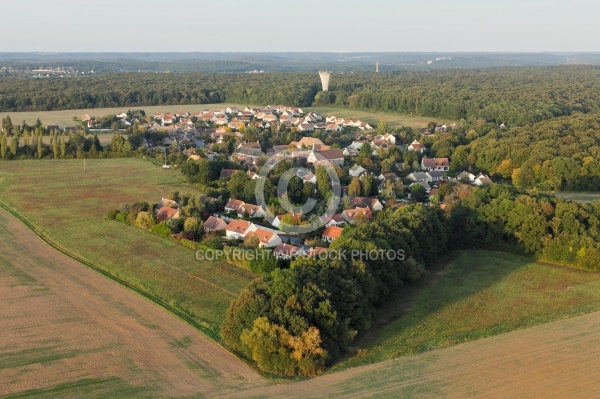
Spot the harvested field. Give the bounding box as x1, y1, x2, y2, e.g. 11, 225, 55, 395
0, 207, 264, 398
229, 311, 600, 398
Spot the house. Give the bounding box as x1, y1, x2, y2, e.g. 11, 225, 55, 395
290, 137, 325, 149
224, 198, 245, 212
408, 140, 426, 153
350, 197, 383, 211
409, 181, 432, 193
322, 226, 344, 242
421, 158, 449, 172
155, 197, 178, 211
273, 243, 301, 259
375, 133, 396, 144
349, 164, 366, 177
307, 149, 344, 167
188, 154, 202, 162
474, 173, 493, 186
322, 213, 345, 227
272, 214, 303, 229
426, 171, 446, 182
246, 228, 282, 248
378, 172, 400, 181
204, 216, 227, 232
156, 206, 180, 223
342, 207, 374, 224
225, 220, 257, 240
457, 171, 476, 182
237, 203, 265, 218
220, 169, 239, 180
407, 172, 429, 182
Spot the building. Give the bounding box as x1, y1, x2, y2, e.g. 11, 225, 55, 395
225, 220, 257, 240
322, 226, 344, 242
273, 243, 301, 259
204, 216, 227, 232
421, 158, 449, 172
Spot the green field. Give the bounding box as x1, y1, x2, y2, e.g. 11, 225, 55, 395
332, 250, 600, 371
554, 191, 600, 203
0, 158, 255, 340
0, 103, 437, 131
308, 106, 446, 129
0, 103, 252, 128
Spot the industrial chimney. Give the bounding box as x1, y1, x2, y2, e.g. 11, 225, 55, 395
319, 71, 331, 91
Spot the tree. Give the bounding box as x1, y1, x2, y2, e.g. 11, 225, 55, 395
227, 170, 249, 200
0, 135, 7, 159
316, 166, 332, 200
410, 184, 427, 202
348, 177, 362, 197
359, 173, 374, 197
287, 176, 304, 204
376, 120, 388, 134
37, 136, 44, 159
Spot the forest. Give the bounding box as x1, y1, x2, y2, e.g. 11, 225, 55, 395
2, 66, 600, 127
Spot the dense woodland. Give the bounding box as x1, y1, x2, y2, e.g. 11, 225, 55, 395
222, 186, 600, 376
2, 67, 600, 126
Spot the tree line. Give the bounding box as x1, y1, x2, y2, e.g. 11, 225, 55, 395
2, 67, 600, 126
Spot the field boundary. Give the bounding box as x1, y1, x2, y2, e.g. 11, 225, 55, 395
0, 200, 224, 342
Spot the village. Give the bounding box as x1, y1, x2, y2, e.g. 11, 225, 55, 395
94, 104, 493, 262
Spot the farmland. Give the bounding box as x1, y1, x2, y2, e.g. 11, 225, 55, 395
0, 158, 255, 340
333, 250, 600, 370
0, 207, 263, 398
309, 106, 440, 129
233, 310, 600, 398
0, 103, 252, 129
0, 103, 435, 131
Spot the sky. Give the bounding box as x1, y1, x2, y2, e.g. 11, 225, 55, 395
0, 0, 598, 52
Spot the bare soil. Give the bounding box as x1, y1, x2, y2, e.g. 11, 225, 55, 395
228, 311, 600, 398
0, 208, 264, 398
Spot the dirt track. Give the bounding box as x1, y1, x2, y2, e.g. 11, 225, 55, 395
0, 208, 264, 397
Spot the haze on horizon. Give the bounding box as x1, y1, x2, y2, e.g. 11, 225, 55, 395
0, 0, 597, 53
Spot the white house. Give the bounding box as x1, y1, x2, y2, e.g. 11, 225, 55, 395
246, 228, 282, 248
421, 158, 449, 172
225, 220, 257, 240
349, 164, 366, 177
408, 140, 426, 153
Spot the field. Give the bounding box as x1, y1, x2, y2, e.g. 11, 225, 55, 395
0, 158, 255, 340
0, 103, 436, 130
308, 106, 445, 129
333, 250, 600, 370
3, 159, 600, 397
234, 310, 600, 398
554, 191, 600, 203
0, 207, 264, 398
0, 103, 251, 128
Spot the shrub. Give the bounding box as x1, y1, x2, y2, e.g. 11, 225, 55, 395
151, 222, 172, 237
115, 212, 126, 222
106, 209, 119, 220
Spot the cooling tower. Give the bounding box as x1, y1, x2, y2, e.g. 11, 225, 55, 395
319, 71, 331, 91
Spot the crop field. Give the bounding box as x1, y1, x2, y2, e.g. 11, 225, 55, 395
0, 207, 264, 398
308, 106, 445, 129
0, 158, 255, 340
